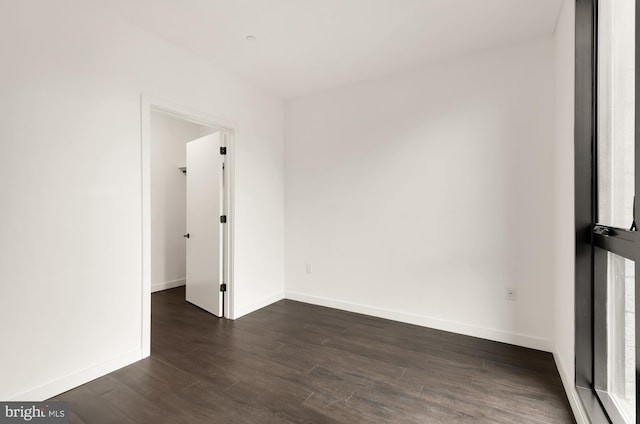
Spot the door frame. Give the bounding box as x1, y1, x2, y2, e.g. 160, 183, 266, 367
140, 94, 235, 358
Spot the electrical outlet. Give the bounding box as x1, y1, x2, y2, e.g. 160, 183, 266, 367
505, 287, 517, 301
305, 263, 312, 274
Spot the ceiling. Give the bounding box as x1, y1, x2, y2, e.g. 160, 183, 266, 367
91, 0, 564, 98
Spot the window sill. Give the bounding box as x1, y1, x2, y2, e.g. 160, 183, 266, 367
576, 386, 612, 424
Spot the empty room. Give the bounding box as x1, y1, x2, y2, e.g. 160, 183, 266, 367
0, 0, 635, 423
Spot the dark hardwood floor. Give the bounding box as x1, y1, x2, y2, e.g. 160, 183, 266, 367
54, 287, 576, 423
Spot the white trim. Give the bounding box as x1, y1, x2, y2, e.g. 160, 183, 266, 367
143, 96, 238, 130
553, 351, 589, 424
9, 348, 142, 401
284, 291, 552, 352
141, 96, 151, 359
140, 94, 236, 358
151, 278, 186, 293
233, 292, 284, 319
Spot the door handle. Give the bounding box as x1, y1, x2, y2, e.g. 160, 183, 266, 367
183, 233, 190, 239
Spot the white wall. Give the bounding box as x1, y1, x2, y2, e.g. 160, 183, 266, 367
0, 0, 284, 400
150, 112, 213, 292
553, 1, 587, 422
285, 37, 556, 351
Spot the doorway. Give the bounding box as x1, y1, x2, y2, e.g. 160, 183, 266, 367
141, 95, 235, 358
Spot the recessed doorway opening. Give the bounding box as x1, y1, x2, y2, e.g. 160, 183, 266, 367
141, 95, 235, 358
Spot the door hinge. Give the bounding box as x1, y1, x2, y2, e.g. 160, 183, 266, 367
220, 146, 227, 155
220, 215, 227, 223
220, 283, 227, 292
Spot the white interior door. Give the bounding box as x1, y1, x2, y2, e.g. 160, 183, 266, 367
185, 132, 223, 316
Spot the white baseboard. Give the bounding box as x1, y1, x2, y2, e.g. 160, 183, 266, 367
233, 291, 284, 319
553, 351, 588, 424
9, 348, 142, 401
151, 278, 185, 293
284, 291, 552, 352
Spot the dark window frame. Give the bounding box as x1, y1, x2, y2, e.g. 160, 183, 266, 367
574, 0, 640, 423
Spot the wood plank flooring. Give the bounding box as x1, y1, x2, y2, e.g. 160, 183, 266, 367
54, 287, 576, 423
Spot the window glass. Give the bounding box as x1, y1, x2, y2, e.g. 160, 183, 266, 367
607, 252, 636, 423
597, 0, 635, 228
